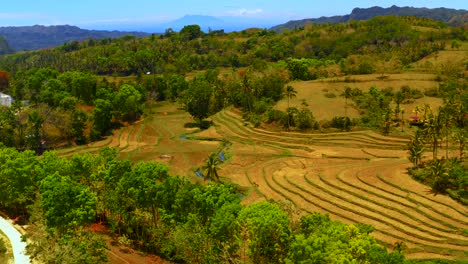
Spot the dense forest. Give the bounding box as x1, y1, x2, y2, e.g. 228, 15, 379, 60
0, 14, 466, 263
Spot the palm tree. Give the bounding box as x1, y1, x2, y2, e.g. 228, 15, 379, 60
423, 111, 443, 161
285, 85, 297, 109
394, 91, 405, 120
202, 153, 221, 182
342, 87, 352, 117
285, 85, 297, 130
452, 128, 467, 162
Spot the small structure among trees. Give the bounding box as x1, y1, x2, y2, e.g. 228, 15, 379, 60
0, 93, 12, 107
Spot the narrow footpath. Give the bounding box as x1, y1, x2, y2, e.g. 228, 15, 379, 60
0, 216, 30, 264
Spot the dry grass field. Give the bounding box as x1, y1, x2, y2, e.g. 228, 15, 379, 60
276, 73, 443, 120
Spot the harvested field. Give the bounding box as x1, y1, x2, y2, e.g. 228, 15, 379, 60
211, 108, 468, 260
61, 101, 468, 261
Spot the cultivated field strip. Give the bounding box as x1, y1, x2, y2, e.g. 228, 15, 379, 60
214, 109, 468, 259
215, 109, 409, 150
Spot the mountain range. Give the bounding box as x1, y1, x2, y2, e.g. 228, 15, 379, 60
0, 5, 467, 52
0, 25, 149, 51
271, 5, 468, 31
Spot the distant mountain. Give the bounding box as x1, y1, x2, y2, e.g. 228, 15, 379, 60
163, 15, 225, 31
144, 15, 275, 33
271, 5, 468, 31
0, 25, 150, 51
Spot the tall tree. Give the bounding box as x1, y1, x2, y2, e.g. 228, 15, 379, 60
40, 173, 96, 232
342, 87, 353, 117
452, 128, 467, 161
27, 110, 44, 154
424, 111, 443, 160
91, 99, 113, 139
285, 85, 297, 130
184, 76, 213, 126
112, 84, 142, 122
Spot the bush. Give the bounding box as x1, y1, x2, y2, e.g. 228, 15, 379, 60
295, 109, 315, 130
331, 116, 353, 131
267, 109, 287, 123
424, 87, 441, 97
324, 92, 337, 98
0, 238, 6, 255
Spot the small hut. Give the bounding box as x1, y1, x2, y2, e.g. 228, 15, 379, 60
0, 92, 12, 107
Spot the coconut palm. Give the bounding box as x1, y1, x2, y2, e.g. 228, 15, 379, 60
452, 128, 467, 162
423, 111, 443, 160
285, 85, 297, 109
285, 85, 297, 130
202, 153, 221, 182
342, 87, 353, 117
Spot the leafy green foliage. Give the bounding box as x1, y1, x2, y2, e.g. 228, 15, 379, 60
40, 173, 97, 232
0, 145, 412, 263
286, 213, 405, 264
0, 16, 456, 75
239, 202, 291, 263
184, 75, 213, 123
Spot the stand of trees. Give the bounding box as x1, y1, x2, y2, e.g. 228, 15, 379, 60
407, 79, 467, 204
0, 146, 409, 263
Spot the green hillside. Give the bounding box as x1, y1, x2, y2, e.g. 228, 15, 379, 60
271, 5, 468, 32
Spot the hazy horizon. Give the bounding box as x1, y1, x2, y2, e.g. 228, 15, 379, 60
1, 1, 467, 32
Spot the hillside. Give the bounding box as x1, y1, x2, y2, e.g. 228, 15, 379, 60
272, 5, 468, 31
0, 25, 149, 51
0, 36, 13, 55
0, 13, 466, 263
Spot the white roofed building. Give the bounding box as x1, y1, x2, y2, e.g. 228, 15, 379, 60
0, 92, 12, 107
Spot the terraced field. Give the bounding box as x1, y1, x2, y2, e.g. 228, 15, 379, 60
212, 108, 468, 260
59, 103, 468, 260
57, 104, 219, 176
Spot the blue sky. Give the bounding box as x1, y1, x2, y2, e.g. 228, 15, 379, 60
1, 0, 466, 30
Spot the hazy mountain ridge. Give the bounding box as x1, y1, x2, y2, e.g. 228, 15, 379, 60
271, 5, 468, 31
139, 14, 275, 33
0, 25, 150, 51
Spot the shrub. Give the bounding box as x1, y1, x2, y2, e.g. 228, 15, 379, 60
0, 238, 6, 255
324, 92, 337, 98
267, 109, 286, 123
295, 108, 315, 130
424, 87, 441, 97
331, 116, 353, 131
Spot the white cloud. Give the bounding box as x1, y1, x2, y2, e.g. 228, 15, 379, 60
225, 8, 264, 16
